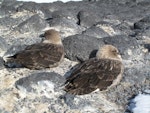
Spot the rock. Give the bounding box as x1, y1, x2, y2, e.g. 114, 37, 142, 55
136, 0, 150, 8
114, 22, 136, 36
123, 67, 149, 85
137, 28, 150, 41
105, 64, 150, 108
63, 34, 104, 61
95, 21, 119, 36
102, 35, 139, 59
0, 0, 150, 113
0, 37, 9, 56
48, 18, 84, 38
0, 57, 4, 69
77, 10, 102, 28
14, 14, 48, 33
17, 1, 65, 12
15, 72, 65, 92
62, 91, 124, 113
3, 45, 27, 58
63, 34, 140, 61
0, 16, 22, 33
142, 27, 150, 37
95, 21, 135, 36
134, 15, 150, 30
52, 9, 78, 22
0, 1, 17, 17
82, 26, 110, 38
17, 2, 43, 12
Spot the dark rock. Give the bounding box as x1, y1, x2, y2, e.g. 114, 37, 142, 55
2, 0, 19, 6
15, 72, 65, 92
109, 2, 149, 26
95, 21, 135, 36
137, 0, 150, 6
0, 1, 17, 17
82, 26, 110, 38
0, 0, 150, 112
0, 0, 23, 18
48, 18, 77, 28
88, 0, 136, 5
41, 9, 52, 19
144, 44, 150, 52
106, 79, 149, 107
105, 65, 150, 107
14, 14, 48, 33
63, 34, 104, 61
0, 16, 22, 31
102, 35, 139, 59
63, 34, 140, 62
77, 10, 102, 28
134, 15, 150, 30
17, 1, 65, 12
48, 18, 83, 38
17, 2, 42, 12
143, 51, 150, 68
15, 2, 53, 19
143, 27, 150, 37
3, 45, 27, 57
114, 22, 135, 36
52, 9, 78, 22
1, 0, 22, 10
123, 67, 149, 85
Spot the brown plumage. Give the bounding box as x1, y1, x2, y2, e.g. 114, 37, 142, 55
64, 45, 123, 95
4, 29, 64, 69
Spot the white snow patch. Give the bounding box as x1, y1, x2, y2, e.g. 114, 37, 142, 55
37, 80, 55, 92
130, 94, 150, 113
16, 85, 27, 98
82, 106, 98, 112
17, 0, 82, 3
29, 80, 56, 98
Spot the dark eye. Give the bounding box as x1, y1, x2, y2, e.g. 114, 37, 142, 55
112, 50, 117, 53
112, 50, 119, 54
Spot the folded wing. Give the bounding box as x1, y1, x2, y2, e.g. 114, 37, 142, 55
65, 58, 122, 95
6, 43, 64, 69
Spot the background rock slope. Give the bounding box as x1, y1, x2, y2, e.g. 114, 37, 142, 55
0, 0, 150, 113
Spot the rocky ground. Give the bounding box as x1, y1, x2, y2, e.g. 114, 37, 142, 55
0, 0, 150, 113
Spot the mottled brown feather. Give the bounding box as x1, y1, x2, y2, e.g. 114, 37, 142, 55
65, 58, 122, 95
5, 29, 64, 69
9, 43, 64, 69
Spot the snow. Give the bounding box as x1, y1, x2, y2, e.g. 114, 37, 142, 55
82, 106, 99, 112
17, 0, 82, 3
129, 94, 150, 113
